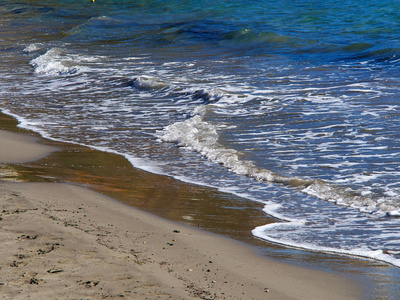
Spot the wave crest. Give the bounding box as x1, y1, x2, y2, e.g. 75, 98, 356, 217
132, 76, 170, 90
159, 111, 400, 217
30, 48, 95, 75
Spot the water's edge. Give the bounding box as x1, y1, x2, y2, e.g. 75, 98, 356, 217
3, 110, 397, 299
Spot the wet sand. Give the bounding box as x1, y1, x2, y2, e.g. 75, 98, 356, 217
0, 129, 366, 299
0, 129, 57, 163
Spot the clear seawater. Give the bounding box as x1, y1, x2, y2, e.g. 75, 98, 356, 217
1, 0, 400, 278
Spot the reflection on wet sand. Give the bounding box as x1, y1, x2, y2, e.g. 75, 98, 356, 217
1, 112, 398, 299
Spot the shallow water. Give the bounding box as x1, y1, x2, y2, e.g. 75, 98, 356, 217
1, 0, 400, 292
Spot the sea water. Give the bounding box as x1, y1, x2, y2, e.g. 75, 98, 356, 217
1, 0, 400, 274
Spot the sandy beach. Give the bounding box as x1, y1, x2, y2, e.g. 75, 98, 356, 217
0, 129, 366, 299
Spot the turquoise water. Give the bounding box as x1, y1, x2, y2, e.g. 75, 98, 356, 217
1, 0, 400, 296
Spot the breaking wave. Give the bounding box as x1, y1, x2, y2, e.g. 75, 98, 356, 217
30, 47, 95, 75
158, 106, 400, 217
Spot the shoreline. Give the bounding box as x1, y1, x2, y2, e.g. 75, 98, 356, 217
0, 121, 368, 298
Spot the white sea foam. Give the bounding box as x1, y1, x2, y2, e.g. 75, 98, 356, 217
159, 105, 400, 216
387, 211, 400, 217
252, 220, 400, 268
23, 43, 44, 53
261, 203, 290, 221
0, 108, 166, 177
30, 48, 94, 76
31, 48, 76, 75
132, 76, 170, 90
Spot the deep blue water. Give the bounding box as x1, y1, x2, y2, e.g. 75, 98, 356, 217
1, 0, 400, 295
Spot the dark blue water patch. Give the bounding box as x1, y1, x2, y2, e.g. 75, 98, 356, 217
5, 0, 400, 65
348, 48, 400, 64
1, 2, 55, 17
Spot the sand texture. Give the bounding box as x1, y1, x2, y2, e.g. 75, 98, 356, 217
0, 130, 365, 299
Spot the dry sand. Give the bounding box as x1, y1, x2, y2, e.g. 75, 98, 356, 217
0, 130, 366, 299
